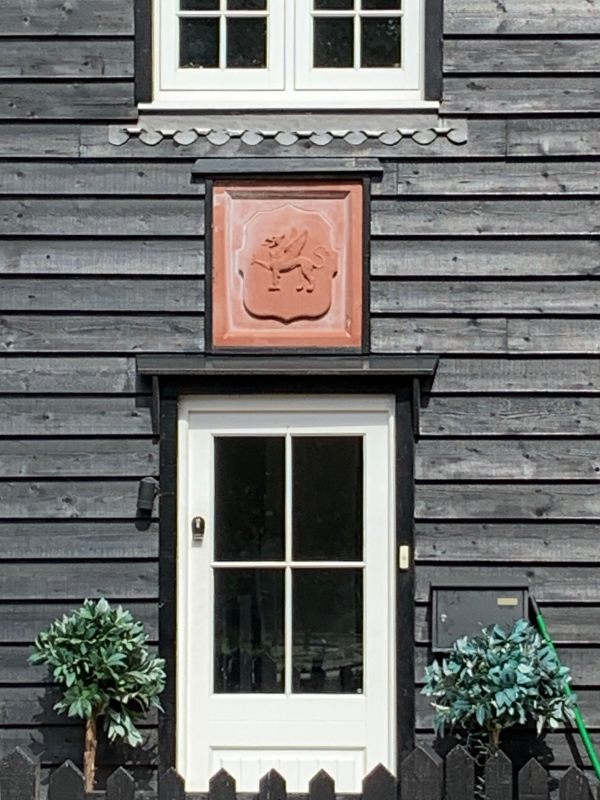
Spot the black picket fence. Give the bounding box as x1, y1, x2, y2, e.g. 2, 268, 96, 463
0, 745, 596, 800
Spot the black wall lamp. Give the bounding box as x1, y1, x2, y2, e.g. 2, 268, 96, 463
136, 476, 159, 530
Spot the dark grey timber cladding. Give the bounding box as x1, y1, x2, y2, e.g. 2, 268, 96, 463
1, 0, 600, 786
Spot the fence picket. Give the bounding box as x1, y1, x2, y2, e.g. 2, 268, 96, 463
48, 761, 85, 800
106, 766, 136, 800
259, 769, 287, 800
446, 745, 475, 800
209, 768, 237, 800
158, 767, 185, 800
363, 763, 396, 800
401, 745, 443, 800
518, 759, 548, 800
485, 750, 513, 800
309, 770, 335, 800
559, 766, 593, 800
0, 747, 40, 800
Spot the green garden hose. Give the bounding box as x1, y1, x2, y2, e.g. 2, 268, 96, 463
530, 595, 600, 780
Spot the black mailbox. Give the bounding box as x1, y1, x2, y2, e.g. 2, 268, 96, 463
430, 581, 529, 652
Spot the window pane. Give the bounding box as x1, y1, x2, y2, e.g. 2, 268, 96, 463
292, 437, 363, 561
314, 17, 354, 68
214, 569, 284, 693
180, 0, 219, 8
314, 0, 353, 8
179, 17, 219, 68
215, 437, 285, 561
227, 17, 267, 67
292, 569, 363, 694
228, 0, 267, 8
361, 0, 401, 8
361, 17, 401, 67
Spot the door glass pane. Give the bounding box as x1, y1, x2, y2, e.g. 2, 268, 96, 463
227, 17, 267, 67
314, 0, 353, 7
227, 0, 267, 7
314, 17, 354, 67
215, 437, 285, 561
214, 568, 284, 692
361, 17, 401, 67
179, 17, 219, 68
180, 0, 219, 8
292, 437, 363, 561
292, 569, 363, 694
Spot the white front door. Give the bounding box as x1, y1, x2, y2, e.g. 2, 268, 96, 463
177, 396, 396, 792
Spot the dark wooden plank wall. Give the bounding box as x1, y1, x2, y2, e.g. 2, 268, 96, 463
1, 0, 600, 789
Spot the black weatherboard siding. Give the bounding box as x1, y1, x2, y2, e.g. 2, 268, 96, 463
1, 0, 600, 789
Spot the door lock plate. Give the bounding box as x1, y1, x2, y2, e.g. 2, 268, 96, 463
192, 516, 205, 543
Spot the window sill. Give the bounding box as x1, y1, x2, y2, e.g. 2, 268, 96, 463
139, 94, 440, 112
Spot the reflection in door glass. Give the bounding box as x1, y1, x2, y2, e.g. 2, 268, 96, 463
292, 437, 363, 561
292, 569, 363, 693
214, 569, 285, 692
214, 437, 285, 561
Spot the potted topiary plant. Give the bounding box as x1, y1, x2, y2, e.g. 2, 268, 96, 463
421, 618, 575, 754
30, 598, 166, 791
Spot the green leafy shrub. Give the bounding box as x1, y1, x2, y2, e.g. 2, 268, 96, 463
31, 598, 166, 790
421, 619, 575, 751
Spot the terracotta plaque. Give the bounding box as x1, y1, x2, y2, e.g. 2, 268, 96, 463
212, 181, 363, 349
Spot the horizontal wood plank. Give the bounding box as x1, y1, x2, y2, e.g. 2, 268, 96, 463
0, 479, 142, 518
0, 440, 157, 478
0, 397, 151, 436
509, 319, 600, 354
371, 239, 600, 278
396, 161, 600, 196
0, 600, 157, 641
372, 199, 600, 236
433, 358, 600, 393
416, 522, 600, 562
0, 125, 80, 157
0, 41, 133, 78
372, 281, 600, 315
1, 0, 132, 34
416, 440, 600, 481
0, 82, 136, 120
374, 317, 600, 355
0, 314, 204, 352
0, 521, 158, 559
0, 686, 156, 726
0, 239, 204, 275
372, 317, 508, 354
442, 77, 600, 115
0, 280, 203, 312
507, 118, 600, 157
0, 199, 204, 236
444, 39, 600, 74
445, 0, 600, 34
416, 484, 600, 521
0, 357, 136, 393
0, 726, 157, 766
0, 561, 157, 600
421, 396, 600, 436
416, 565, 600, 603
415, 604, 600, 644
0, 161, 203, 195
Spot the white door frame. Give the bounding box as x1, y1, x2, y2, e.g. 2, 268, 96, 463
176, 395, 397, 792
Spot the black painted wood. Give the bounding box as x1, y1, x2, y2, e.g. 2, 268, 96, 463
106, 766, 136, 800
400, 746, 443, 800
158, 767, 185, 800
134, 0, 152, 103
0, 747, 40, 800
209, 769, 237, 800
362, 764, 396, 800
48, 761, 85, 800
518, 760, 549, 800
259, 769, 287, 800
485, 750, 513, 800
445, 746, 475, 800
559, 767, 593, 800
309, 770, 335, 800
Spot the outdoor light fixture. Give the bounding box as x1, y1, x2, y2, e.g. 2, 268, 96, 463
136, 477, 159, 530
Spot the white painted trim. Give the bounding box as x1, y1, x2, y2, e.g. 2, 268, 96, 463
177, 395, 396, 792
152, 0, 427, 108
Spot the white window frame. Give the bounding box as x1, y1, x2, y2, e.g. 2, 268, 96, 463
144, 0, 435, 110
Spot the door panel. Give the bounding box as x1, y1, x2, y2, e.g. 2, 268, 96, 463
177, 397, 396, 791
